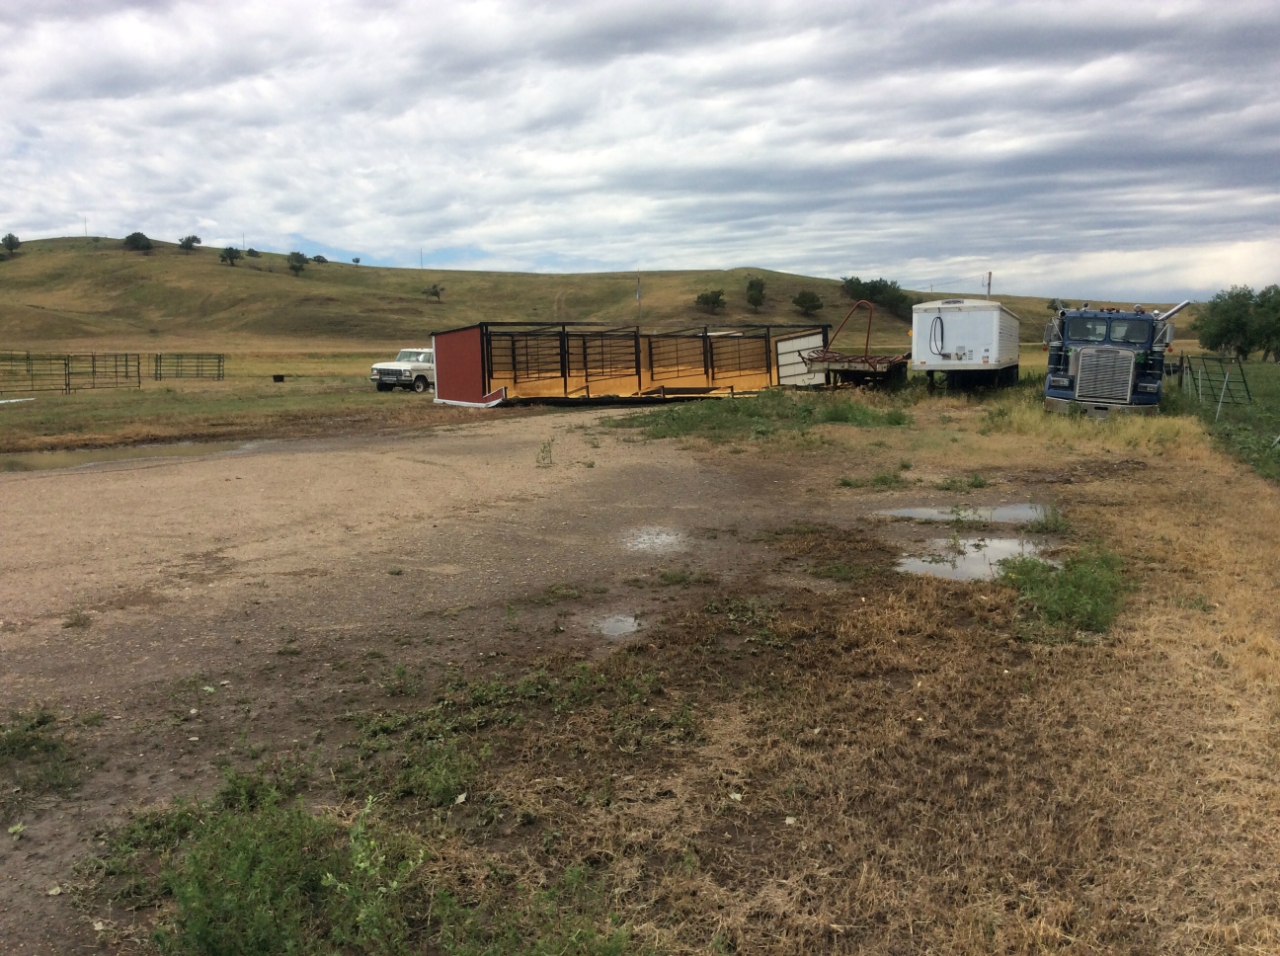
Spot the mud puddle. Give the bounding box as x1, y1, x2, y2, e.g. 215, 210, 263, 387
622, 527, 685, 554
878, 504, 1045, 523
897, 536, 1050, 581
597, 614, 641, 637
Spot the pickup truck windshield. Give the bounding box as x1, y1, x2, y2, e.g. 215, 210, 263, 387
1066, 317, 1107, 342
395, 351, 430, 362
1108, 319, 1150, 344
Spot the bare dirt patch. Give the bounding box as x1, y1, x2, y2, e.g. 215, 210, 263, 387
1, 400, 1278, 954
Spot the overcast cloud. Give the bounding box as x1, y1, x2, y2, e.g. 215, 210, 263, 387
2, 0, 1277, 298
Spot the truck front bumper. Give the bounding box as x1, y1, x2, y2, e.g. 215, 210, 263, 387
1044, 396, 1159, 418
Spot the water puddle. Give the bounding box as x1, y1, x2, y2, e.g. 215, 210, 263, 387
897, 536, 1050, 581
622, 527, 685, 554
0, 441, 246, 473
878, 504, 1045, 523
597, 614, 640, 638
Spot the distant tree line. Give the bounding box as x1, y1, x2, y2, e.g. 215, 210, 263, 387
1195, 285, 1280, 362
840, 276, 918, 319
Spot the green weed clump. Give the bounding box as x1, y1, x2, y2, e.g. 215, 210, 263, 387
998, 546, 1128, 639
0, 711, 82, 823
606, 389, 910, 443
1025, 505, 1069, 535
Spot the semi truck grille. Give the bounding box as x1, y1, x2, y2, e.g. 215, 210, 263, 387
1076, 348, 1134, 402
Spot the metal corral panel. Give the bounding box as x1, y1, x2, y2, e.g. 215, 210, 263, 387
911, 299, 1021, 372
776, 331, 826, 385
432, 322, 829, 404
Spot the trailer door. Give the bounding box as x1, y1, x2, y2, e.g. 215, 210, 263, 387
776, 332, 825, 385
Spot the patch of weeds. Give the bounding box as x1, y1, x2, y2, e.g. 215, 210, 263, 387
1177, 595, 1214, 613
810, 563, 866, 582
156, 799, 422, 956
276, 646, 302, 657
998, 546, 1129, 640
388, 567, 404, 576
536, 439, 555, 467
528, 584, 583, 606
0, 710, 82, 824
431, 865, 632, 956
871, 470, 908, 489
658, 569, 715, 587
934, 474, 988, 492
62, 608, 91, 629
382, 663, 420, 698
1025, 505, 1069, 535
390, 739, 477, 807
898, 459, 912, 471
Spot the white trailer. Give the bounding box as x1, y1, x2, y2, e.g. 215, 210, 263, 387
911, 299, 1021, 387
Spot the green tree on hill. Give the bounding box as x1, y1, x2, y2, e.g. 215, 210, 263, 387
696, 289, 725, 313
1, 233, 19, 255
792, 289, 823, 316
1047, 297, 1070, 312
423, 282, 445, 301
1256, 285, 1280, 362
123, 232, 153, 251
352, 257, 361, 265
840, 276, 917, 319
287, 251, 308, 276
746, 277, 765, 312
246, 248, 261, 258
178, 235, 202, 253
219, 246, 242, 267
311, 254, 327, 264
1196, 286, 1255, 360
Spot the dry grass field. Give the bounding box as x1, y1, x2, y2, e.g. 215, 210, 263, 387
2, 383, 1278, 955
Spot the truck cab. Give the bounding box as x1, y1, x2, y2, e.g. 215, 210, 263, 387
1043, 305, 1179, 416
370, 349, 435, 393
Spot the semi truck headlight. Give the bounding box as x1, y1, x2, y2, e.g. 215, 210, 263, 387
1136, 382, 1159, 393
1049, 376, 1071, 388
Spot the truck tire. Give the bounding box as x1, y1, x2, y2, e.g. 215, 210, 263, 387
412, 376, 429, 393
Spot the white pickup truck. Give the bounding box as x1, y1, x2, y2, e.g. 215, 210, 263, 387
370, 349, 435, 393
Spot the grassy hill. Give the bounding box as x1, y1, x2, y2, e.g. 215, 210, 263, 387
0, 236, 1184, 353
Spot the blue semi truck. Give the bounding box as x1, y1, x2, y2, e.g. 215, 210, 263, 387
1043, 300, 1189, 416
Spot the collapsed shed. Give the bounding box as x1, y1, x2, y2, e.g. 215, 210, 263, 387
432, 322, 831, 406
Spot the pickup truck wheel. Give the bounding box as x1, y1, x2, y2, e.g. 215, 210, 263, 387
412, 376, 429, 393
376, 382, 392, 392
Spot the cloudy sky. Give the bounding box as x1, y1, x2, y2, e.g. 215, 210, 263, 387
2, 1, 1277, 298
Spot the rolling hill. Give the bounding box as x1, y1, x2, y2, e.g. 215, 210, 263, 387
0, 236, 1179, 352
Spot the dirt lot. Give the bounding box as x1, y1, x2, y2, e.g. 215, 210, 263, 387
2, 400, 1279, 954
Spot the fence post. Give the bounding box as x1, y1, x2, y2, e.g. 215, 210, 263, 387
1215, 370, 1231, 423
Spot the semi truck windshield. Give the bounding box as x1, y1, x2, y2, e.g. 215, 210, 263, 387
1108, 319, 1150, 344
1067, 317, 1107, 342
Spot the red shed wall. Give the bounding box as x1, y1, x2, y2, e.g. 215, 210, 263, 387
432, 326, 486, 405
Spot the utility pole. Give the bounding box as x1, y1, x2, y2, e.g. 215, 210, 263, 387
987, 271, 992, 297
83, 216, 87, 237
420, 248, 423, 270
